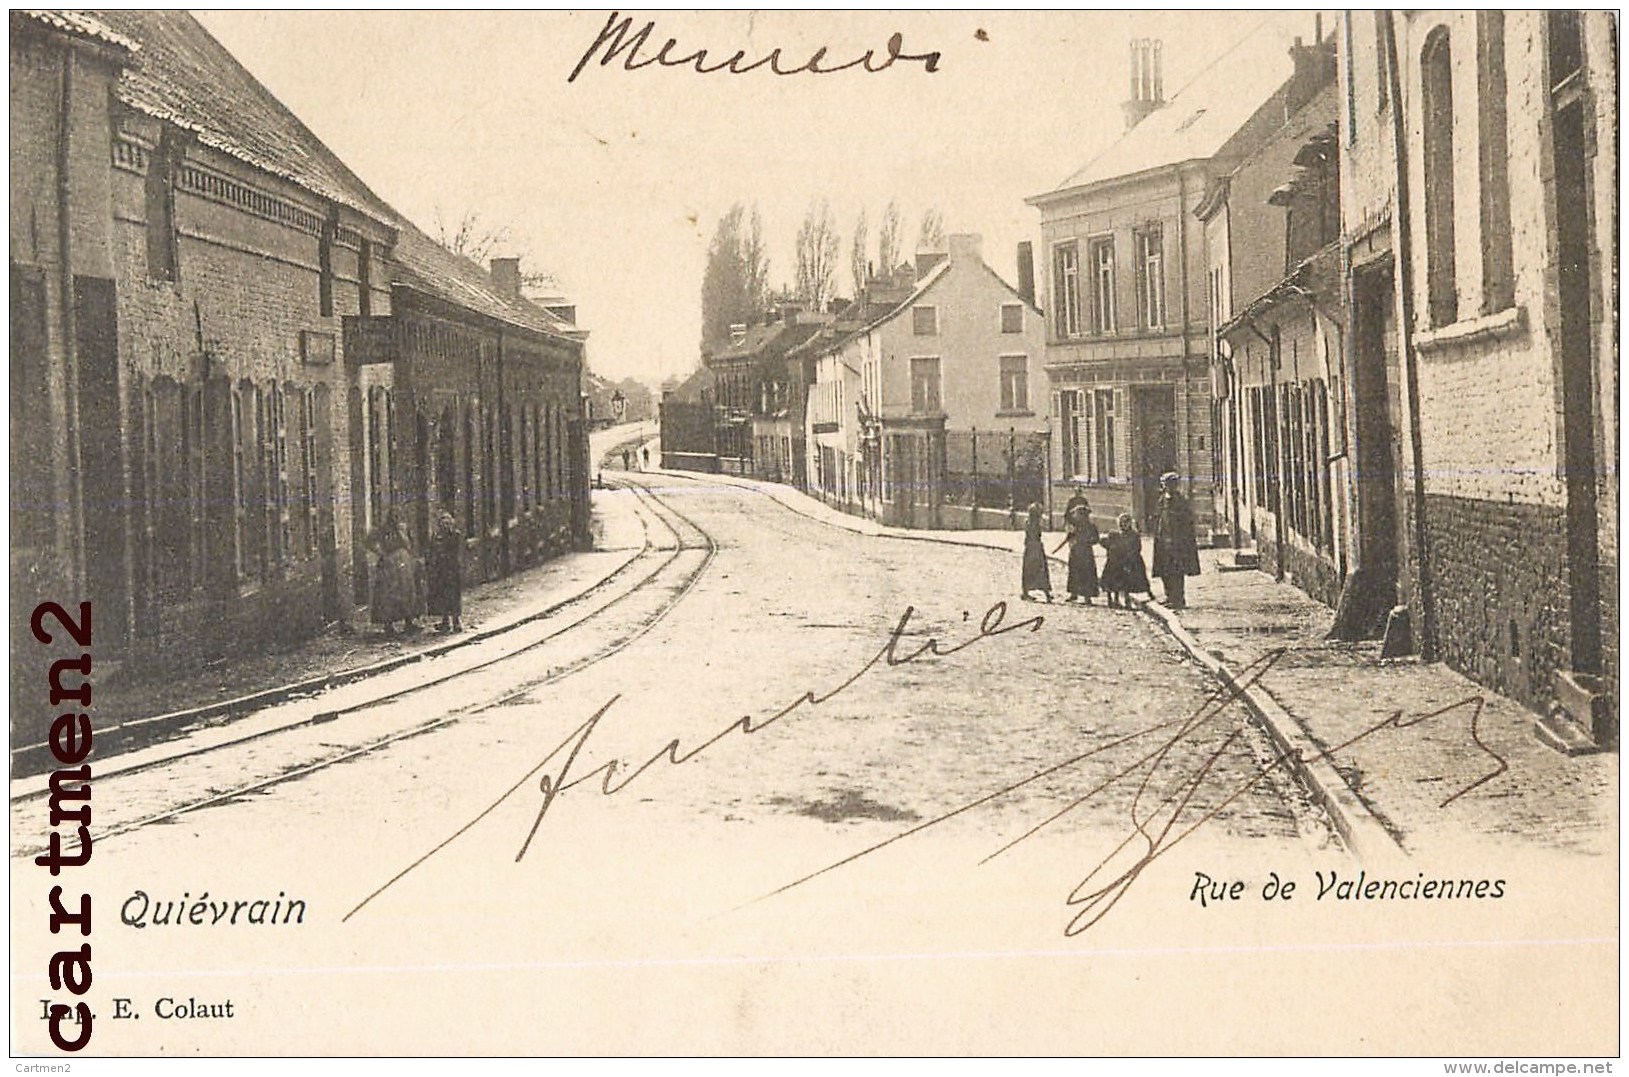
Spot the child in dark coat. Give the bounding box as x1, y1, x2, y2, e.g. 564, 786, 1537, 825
1099, 512, 1151, 609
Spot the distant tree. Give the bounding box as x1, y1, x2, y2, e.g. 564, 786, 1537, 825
794, 199, 841, 311
917, 206, 946, 253
849, 208, 870, 298
877, 200, 903, 275
743, 207, 770, 314
700, 203, 769, 349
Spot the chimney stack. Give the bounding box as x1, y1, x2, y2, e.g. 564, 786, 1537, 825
489, 257, 522, 299
914, 251, 947, 281
947, 233, 983, 263
1016, 241, 1036, 306
1121, 38, 1165, 131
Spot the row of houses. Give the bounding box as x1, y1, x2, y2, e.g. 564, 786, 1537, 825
1028, 13, 1616, 745
665, 12, 1617, 745
666, 235, 1051, 529
10, 10, 592, 690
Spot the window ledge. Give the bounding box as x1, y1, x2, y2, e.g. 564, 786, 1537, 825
995, 410, 1036, 419
1413, 305, 1525, 354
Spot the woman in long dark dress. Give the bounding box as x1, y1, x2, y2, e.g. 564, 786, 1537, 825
1052, 501, 1100, 603
368, 510, 422, 634
1020, 502, 1053, 602
426, 510, 464, 633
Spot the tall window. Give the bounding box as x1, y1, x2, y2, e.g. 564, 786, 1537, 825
1091, 388, 1116, 482
912, 306, 938, 335
1135, 227, 1166, 329
299, 387, 319, 556
1059, 391, 1082, 477
1053, 242, 1081, 338
264, 382, 289, 567
1000, 303, 1024, 333
1477, 12, 1514, 313
910, 357, 942, 413
1548, 10, 1583, 88
999, 355, 1029, 412
1089, 238, 1116, 334
1421, 28, 1458, 327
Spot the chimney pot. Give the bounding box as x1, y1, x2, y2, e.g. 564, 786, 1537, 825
489, 257, 522, 299
1016, 241, 1036, 306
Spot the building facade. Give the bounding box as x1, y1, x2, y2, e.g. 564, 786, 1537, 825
9, 11, 589, 698
1203, 44, 1350, 609
856, 235, 1048, 528
1340, 11, 1617, 743
1030, 28, 1315, 533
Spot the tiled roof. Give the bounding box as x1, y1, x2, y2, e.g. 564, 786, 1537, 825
90, 10, 397, 224
79, 11, 577, 345
1039, 19, 1299, 195
390, 222, 579, 342
15, 10, 138, 53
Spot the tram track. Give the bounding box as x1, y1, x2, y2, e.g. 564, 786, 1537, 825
10, 473, 717, 856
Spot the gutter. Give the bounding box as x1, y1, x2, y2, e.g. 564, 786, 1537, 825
1380, 10, 1438, 661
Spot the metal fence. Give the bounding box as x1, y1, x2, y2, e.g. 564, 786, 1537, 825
942, 428, 1050, 515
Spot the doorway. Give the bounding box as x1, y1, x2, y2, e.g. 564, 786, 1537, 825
1551, 85, 1601, 675
1132, 385, 1176, 525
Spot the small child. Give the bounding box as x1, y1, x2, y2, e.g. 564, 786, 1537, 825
1099, 512, 1151, 609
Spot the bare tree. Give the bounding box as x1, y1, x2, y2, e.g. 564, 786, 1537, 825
434, 207, 513, 265
794, 199, 841, 312
917, 206, 946, 253
877, 200, 903, 275
849, 208, 870, 298
434, 206, 562, 293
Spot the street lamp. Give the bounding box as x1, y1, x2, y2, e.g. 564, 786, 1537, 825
611, 389, 627, 422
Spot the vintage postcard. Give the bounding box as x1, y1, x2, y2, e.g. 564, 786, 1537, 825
8, 9, 1619, 1062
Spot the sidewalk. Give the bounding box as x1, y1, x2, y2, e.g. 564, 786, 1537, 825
42, 470, 649, 760
646, 445, 1618, 860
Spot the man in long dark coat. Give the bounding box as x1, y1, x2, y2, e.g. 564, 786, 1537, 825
1151, 471, 1200, 609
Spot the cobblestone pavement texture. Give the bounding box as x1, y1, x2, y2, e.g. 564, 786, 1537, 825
644, 436, 1618, 862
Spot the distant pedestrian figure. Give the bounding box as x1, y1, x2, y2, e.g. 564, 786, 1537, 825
368, 509, 423, 635
1020, 502, 1053, 603
1151, 471, 1200, 610
1052, 499, 1100, 604
622, 449, 632, 470
1099, 512, 1151, 609
426, 510, 464, 634
641, 446, 650, 470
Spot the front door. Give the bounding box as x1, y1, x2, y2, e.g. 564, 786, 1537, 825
1132, 386, 1177, 525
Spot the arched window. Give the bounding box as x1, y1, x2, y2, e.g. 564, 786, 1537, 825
1421, 27, 1457, 327
1477, 12, 1514, 312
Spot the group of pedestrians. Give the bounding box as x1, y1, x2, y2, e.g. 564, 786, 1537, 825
367, 509, 465, 636
1020, 472, 1200, 610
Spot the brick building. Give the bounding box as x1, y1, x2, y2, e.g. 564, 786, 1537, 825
344, 230, 591, 603
700, 309, 827, 482
1339, 11, 1617, 745
9, 11, 589, 689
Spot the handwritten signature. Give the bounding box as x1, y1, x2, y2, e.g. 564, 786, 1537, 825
344, 600, 1041, 921
568, 12, 942, 83
757, 647, 1507, 936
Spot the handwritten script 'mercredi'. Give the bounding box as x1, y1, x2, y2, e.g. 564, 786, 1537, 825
568, 12, 943, 83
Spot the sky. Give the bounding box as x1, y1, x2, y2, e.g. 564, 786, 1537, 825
197, 10, 1318, 388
